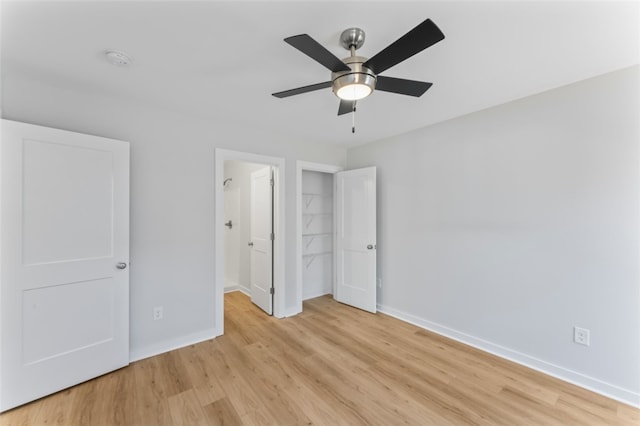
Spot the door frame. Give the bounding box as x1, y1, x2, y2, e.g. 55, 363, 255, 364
295, 161, 343, 315
215, 149, 285, 335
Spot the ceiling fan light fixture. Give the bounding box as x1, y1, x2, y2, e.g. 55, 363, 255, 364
332, 57, 376, 101
335, 82, 373, 101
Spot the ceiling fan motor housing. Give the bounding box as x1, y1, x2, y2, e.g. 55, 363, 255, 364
331, 56, 377, 100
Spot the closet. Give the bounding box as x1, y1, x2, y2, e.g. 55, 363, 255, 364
301, 171, 334, 300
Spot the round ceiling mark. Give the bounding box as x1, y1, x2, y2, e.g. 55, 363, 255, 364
105, 50, 132, 67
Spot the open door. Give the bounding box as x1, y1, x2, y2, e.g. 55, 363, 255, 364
335, 167, 377, 313
0, 120, 130, 411
249, 166, 273, 314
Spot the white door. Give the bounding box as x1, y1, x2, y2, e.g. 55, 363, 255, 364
335, 167, 377, 313
250, 166, 273, 314
0, 120, 130, 412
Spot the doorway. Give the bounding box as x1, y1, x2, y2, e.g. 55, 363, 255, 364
295, 161, 343, 315
214, 149, 285, 336
223, 160, 274, 315
296, 161, 378, 315
300, 170, 334, 300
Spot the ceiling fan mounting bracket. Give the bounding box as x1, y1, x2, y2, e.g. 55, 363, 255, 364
340, 28, 365, 51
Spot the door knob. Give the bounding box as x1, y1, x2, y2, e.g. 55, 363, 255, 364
248, 242, 254, 247
116, 262, 127, 269
367, 245, 376, 250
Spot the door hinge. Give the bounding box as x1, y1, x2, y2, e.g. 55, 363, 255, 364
270, 233, 274, 241
270, 178, 274, 187
270, 287, 274, 295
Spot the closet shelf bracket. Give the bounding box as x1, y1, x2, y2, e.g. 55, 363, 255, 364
305, 236, 315, 249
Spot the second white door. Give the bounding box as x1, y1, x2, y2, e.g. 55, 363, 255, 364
335, 167, 377, 313
250, 166, 273, 314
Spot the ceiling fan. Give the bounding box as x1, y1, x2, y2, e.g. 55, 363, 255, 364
272, 18, 445, 117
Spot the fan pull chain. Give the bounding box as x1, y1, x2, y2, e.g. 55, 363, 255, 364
352, 103, 357, 134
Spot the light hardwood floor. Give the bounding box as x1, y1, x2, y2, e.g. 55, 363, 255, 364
1, 291, 638, 425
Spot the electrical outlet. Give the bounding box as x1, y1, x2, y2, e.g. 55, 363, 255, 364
573, 326, 590, 346
153, 306, 163, 321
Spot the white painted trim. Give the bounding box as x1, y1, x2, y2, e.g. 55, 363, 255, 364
377, 303, 640, 408
224, 284, 249, 294
224, 280, 239, 292
224, 286, 251, 297
130, 328, 218, 362
215, 149, 286, 336
303, 290, 332, 301
296, 161, 343, 315
285, 307, 302, 318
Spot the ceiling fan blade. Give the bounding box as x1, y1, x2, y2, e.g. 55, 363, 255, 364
284, 34, 351, 73
338, 99, 356, 116
272, 81, 332, 98
375, 76, 433, 97
363, 19, 444, 75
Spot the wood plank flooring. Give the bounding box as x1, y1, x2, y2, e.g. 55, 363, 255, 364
1, 291, 638, 425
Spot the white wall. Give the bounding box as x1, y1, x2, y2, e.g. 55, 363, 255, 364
347, 66, 640, 405
223, 160, 264, 294
1, 73, 347, 360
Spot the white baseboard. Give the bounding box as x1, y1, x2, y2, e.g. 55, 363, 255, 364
129, 328, 218, 362
224, 285, 239, 293
285, 306, 302, 317
303, 290, 332, 301
377, 303, 640, 408
225, 285, 250, 296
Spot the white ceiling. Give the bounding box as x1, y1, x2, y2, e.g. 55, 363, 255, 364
1, 1, 639, 147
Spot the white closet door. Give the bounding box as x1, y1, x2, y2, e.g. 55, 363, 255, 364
250, 166, 273, 314
0, 120, 130, 411
335, 167, 377, 313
